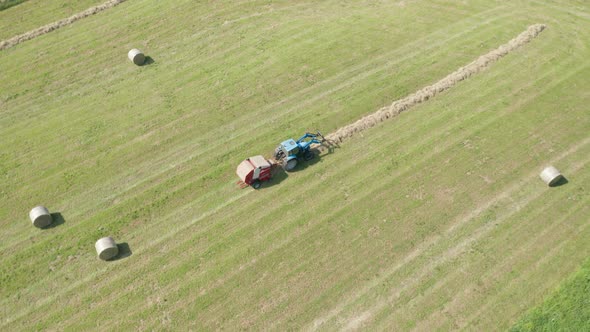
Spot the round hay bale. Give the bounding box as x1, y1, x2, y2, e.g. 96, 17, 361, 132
540, 166, 563, 186
127, 48, 145, 65
29, 206, 52, 228
95, 237, 119, 261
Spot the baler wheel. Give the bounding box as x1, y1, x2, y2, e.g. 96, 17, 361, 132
251, 180, 262, 189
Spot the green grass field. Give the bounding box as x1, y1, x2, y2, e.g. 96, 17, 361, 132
511, 257, 590, 332
1, 0, 588, 330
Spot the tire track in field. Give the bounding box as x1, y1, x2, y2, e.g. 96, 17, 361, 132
320, 138, 590, 331
394, 181, 589, 331
349, 159, 590, 331
459, 208, 590, 330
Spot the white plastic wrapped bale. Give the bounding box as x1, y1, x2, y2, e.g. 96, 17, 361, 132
539, 166, 563, 186
29, 206, 52, 228
128, 48, 145, 65
95, 237, 119, 261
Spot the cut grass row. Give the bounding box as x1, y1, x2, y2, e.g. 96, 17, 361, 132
0, 0, 105, 40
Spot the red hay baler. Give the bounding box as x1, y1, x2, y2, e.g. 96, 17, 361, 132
236, 155, 275, 189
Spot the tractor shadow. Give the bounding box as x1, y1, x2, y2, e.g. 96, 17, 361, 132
261, 142, 338, 189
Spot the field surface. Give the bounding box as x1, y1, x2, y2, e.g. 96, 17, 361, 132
511, 257, 590, 332
1, 0, 589, 330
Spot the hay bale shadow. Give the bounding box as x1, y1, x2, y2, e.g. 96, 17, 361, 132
111, 242, 132, 261
45, 212, 66, 229
140, 56, 155, 66
549, 176, 568, 187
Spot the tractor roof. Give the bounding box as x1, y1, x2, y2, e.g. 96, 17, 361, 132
281, 139, 299, 152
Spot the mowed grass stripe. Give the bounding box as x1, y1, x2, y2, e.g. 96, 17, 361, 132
62, 54, 588, 330
0, 0, 305, 123
388, 98, 584, 330
306, 44, 587, 329
193, 55, 588, 328
1, 14, 584, 326
0, 0, 338, 244
401, 196, 589, 331
463, 206, 590, 330
379, 179, 590, 331
0, 2, 512, 179
317, 130, 590, 329
312, 61, 584, 330
461, 199, 590, 329
0, 3, 524, 254
1, 35, 584, 330
1, 20, 540, 324
2, 25, 548, 320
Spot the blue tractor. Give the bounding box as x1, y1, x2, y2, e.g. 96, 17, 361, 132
274, 131, 325, 171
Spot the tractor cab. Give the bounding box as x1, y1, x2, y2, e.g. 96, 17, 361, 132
278, 139, 300, 157
273, 131, 326, 172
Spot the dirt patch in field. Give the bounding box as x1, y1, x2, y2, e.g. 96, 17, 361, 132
321, 24, 546, 145
0, 0, 128, 51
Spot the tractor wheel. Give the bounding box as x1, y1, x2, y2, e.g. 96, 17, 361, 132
283, 158, 297, 172
251, 180, 262, 189
304, 150, 315, 161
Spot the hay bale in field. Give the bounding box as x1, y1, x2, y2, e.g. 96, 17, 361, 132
95, 237, 119, 261
128, 49, 145, 65
29, 206, 52, 228
540, 166, 563, 186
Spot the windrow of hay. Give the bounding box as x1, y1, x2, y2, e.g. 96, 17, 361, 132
0, 0, 128, 51
323, 24, 546, 145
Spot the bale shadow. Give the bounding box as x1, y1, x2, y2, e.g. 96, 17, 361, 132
110, 242, 132, 261
140, 56, 155, 66
549, 176, 568, 187
45, 212, 65, 229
